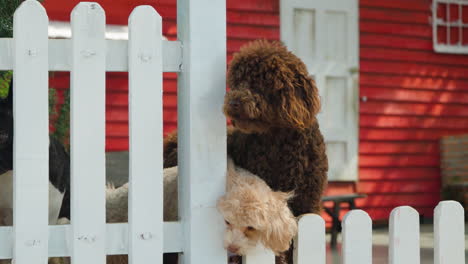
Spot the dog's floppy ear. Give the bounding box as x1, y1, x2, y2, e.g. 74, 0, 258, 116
225, 157, 238, 191
261, 191, 297, 255
279, 74, 320, 129
269, 55, 295, 91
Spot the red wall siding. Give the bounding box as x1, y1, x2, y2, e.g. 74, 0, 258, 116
42, 0, 468, 221
357, 0, 468, 220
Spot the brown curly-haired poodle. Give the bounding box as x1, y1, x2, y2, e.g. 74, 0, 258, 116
164, 40, 328, 264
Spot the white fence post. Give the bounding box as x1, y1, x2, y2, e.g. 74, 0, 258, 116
294, 214, 325, 264
70, 3, 106, 264
342, 210, 372, 264
242, 244, 275, 264
389, 206, 420, 264
176, 0, 227, 263
12, 1, 49, 263
128, 5, 163, 264
434, 201, 465, 264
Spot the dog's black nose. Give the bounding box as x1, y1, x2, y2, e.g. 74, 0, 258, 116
229, 100, 240, 109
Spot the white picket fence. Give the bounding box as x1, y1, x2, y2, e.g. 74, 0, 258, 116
244, 202, 465, 264
0, 1, 466, 264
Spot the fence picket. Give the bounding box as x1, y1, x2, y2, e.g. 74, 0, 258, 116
242, 244, 275, 264
389, 206, 420, 264
434, 201, 465, 264
12, 1, 49, 263
342, 210, 372, 264
70, 3, 106, 264
294, 214, 325, 264
128, 6, 164, 264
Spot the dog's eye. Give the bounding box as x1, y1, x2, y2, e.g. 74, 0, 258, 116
247, 226, 255, 231
225, 220, 231, 226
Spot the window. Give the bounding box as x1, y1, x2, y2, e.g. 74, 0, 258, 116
432, 0, 468, 54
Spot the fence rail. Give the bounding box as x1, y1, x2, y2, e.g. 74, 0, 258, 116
0, 1, 465, 264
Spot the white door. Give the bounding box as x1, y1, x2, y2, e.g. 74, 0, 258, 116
280, 0, 359, 181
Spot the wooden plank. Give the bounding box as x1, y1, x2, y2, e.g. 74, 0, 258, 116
177, 0, 227, 263
356, 194, 440, 208
227, 0, 278, 12
12, 1, 49, 263
359, 142, 439, 154
0, 222, 184, 259
70, 3, 106, 264
360, 115, 468, 129
360, 102, 468, 117
358, 180, 440, 194
360, 0, 430, 12
361, 33, 432, 50
128, 5, 163, 264
360, 7, 430, 24
227, 25, 279, 40
359, 167, 440, 180
434, 201, 465, 264
342, 210, 372, 264
361, 21, 431, 38
227, 10, 279, 26
294, 214, 325, 264
359, 154, 439, 167
360, 60, 468, 79
360, 128, 468, 141
389, 206, 420, 264
355, 74, 468, 91
360, 86, 468, 104
360, 47, 468, 67
0, 39, 182, 72
242, 244, 275, 264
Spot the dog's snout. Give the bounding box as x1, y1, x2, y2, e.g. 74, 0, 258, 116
229, 99, 241, 109
227, 245, 240, 254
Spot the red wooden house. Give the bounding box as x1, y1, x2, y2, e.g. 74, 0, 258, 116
42, 0, 468, 223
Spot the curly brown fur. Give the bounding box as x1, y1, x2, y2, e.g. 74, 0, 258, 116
164, 40, 328, 264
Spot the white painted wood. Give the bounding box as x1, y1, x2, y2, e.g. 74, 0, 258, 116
0, 39, 182, 72
342, 210, 372, 264
0, 226, 12, 259
294, 214, 325, 264
128, 5, 163, 264
1, 222, 183, 258
12, 1, 49, 263
280, 0, 359, 181
70, 3, 106, 264
242, 244, 275, 264
434, 201, 465, 264
177, 0, 227, 263
389, 206, 420, 264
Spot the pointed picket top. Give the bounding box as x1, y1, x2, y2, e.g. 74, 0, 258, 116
294, 214, 325, 264
342, 210, 372, 264
389, 206, 420, 264
434, 201, 465, 264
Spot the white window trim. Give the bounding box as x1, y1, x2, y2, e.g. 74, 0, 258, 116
432, 0, 468, 54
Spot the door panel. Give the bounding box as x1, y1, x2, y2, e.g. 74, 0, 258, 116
281, 0, 359, 181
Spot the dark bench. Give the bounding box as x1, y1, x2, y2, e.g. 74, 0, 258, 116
322, 193, 367, 248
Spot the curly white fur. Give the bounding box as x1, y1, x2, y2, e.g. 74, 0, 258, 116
218, 158, 297, 256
